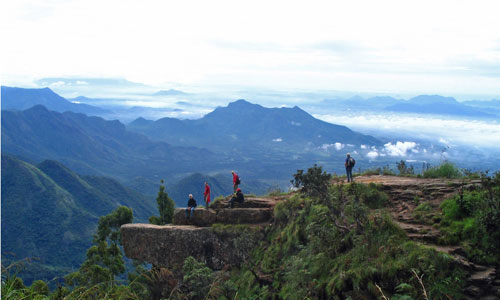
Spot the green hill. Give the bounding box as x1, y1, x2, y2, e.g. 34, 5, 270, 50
1, 155, 155, 284
1, 105, 222, 181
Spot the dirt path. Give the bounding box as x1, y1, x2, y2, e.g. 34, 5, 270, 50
355, 175, 498, 299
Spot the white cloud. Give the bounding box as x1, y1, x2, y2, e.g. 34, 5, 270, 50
272, 138, 283, 142
316, 112, 500, 148
2, 0, 500, 95
366, 151, 379, 159
384, 141, 417, 157
334, 142, 345, 150
360, 145, 368, 149
76, 80, 88, 85
290, 121, 301, 126
49, 81, 65, 87
439, 138, 449, 144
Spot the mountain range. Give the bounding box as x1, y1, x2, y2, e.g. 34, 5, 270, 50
1, 154, 155, 284
320, 94, 498, 118
1, 86, 108, 115
128, 99, 380, 152
1, 105, 220, 181
1, 87, 383, 192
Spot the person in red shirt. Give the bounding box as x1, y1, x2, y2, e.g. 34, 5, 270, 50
232, 170, 240, 192
203, 181, 211, 207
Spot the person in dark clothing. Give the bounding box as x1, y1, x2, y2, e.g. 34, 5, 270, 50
345, 153, 355, 183
229, 188, 245, 208
185, 194, 197, 218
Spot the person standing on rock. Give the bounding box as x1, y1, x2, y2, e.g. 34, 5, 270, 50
203, 182, 211, 207
232, 170, 240, 192
345, 153, 356, 183
185, 194, 197, 219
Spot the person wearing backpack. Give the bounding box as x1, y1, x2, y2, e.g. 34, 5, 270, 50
345, 153, 356, 183
232, 170, 240, 192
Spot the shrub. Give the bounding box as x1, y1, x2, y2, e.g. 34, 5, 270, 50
291, 164, 331, 200
423, 162, 462, 178
438, 172, 500, 263
30, 280, 49, 296
182, 257, 214, 300
382, 165, 396, 176
361, 168, 381, 176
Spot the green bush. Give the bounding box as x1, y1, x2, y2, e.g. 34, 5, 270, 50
182, 257, 214, 300
30, 280, 49, 296
438, 172, 500, 263
291, 164, 331, 200
361, 168, 381, 176
423, 162, 462, 178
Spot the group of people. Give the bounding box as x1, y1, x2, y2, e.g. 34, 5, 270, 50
185, 155, 356, 218
184, 170, 245, 218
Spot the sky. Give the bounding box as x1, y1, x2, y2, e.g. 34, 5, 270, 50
2, 0, 500, 98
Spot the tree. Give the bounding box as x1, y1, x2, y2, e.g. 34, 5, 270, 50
149, 180, 175, 225
65, 206, 133, 288
291, 164, 331, 200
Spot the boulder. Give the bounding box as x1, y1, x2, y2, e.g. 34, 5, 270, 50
210, 196, 277, 209
173, 207, 273, 226
173, 208, 216, 227
121, 223, 264, 271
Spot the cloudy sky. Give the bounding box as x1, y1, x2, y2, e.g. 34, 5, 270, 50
2, 0, 500, 97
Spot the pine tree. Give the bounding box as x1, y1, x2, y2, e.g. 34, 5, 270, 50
149, 180, 175, 225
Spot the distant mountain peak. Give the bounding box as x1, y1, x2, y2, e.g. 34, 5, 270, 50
26, 104, 50, 113
153, 89, 188, 96
409, 95, 457, 104
227, 99, 256, 107
2, 86, 107, 115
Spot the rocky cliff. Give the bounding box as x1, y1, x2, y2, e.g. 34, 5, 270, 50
121, 197, 277, 271
121, 176, 499, 299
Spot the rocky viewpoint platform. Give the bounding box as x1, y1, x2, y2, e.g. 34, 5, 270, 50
121, 176, 499, 298
121, 196, 283, 272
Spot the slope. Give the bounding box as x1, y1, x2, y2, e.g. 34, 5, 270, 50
1, 105, 222, 181
1, 155, 155, 284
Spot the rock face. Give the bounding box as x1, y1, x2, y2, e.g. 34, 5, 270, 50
121, 196, 277, 272
121, 223, 264, 271
173, 207, 273, 226
210, 196, 278, 209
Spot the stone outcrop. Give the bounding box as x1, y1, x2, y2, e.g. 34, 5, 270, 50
121, 223, 264, 271
121, 196, 277, 271
210, 196, 279, 209
173, 207, 273, 226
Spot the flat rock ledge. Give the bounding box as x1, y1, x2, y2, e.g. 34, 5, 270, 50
121, 223, 264, 271
173, 207, 273, 226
